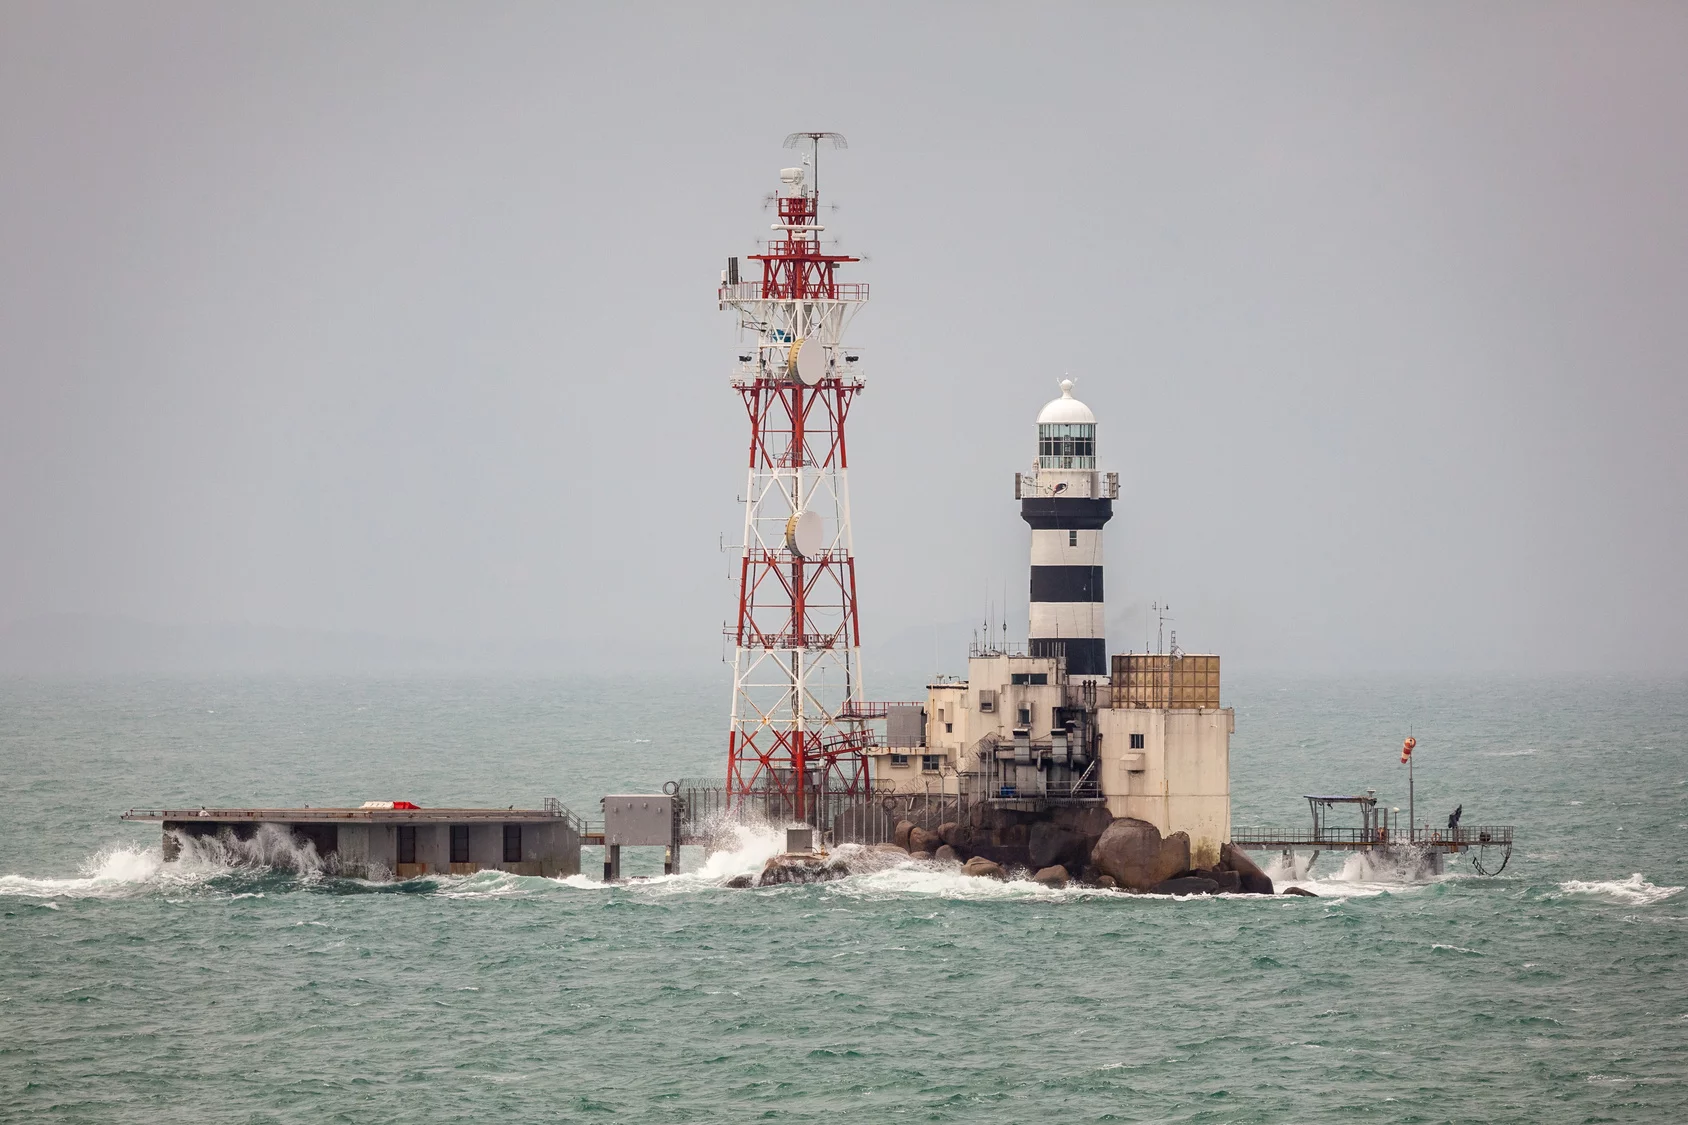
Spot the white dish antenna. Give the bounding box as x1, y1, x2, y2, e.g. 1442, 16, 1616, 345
785, 510, 824, 558
790, 337, 828, 386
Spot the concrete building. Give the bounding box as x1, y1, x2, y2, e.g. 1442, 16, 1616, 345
122, 805, 583, 880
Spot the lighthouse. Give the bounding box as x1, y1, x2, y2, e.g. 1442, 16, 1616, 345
1016, 380, 1118, 681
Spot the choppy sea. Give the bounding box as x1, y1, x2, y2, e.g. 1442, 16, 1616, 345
2, 672, 1684, 1123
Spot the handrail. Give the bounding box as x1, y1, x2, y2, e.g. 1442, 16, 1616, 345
1231, 824, 1514, 847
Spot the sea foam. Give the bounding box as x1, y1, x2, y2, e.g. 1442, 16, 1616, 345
1554, 873, 1683, 906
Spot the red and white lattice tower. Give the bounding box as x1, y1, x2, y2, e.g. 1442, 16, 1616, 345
717, 133, 871, 823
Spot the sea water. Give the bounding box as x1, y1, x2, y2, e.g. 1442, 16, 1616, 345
1, 672, 1684, 1123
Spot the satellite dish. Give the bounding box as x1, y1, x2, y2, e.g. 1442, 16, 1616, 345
789, 337, 828, 386
785, 510, 824, 558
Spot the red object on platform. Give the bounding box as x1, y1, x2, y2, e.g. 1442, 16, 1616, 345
392, 801, 420, 809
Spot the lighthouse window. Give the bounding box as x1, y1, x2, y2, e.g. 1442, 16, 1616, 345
1038, 423, 1096, 469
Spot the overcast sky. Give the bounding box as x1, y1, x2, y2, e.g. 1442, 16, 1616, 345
1, 1, 1684, 676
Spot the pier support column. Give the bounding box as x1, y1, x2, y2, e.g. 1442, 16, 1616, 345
604, 844, 621, 883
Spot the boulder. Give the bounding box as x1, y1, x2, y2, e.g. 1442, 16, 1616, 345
1220, 843, 1274, 895
1201, 868, 1242, 894
964, 842, 1032, 871
892, 820, 914, 850
1151, 876, 1220, 896
937, 821, 961, 848
933, 845, 960, 864
1028, 823, 1085, 870
908, 827, 939, 855
1089, 818, 1190, 892
1281, 886, 1319, 898
1051, 805, 1115, 838
1094, 874, 1118, 890
758, 853, 846, 886
724, 873, 755, 889
1032, 864, 1069, 887
961, 856, 1006, 880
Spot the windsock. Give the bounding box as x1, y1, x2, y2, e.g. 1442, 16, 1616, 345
1401, 736, 1416, 764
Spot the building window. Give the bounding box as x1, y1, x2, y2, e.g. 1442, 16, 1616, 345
1030, 673, 1047, 685
503, 824, 522, 863
1069, 529, 1078, 547
945, 722, 953, 733
450, 825, 470, 864
978, 691, 995, 712
1130, 733, 1145, 749
397, 825, 417, 865
1018, 707, 1031, 726
1012, 672, 1050, 687
921, 754, 941, 772
890, 753, 909, 767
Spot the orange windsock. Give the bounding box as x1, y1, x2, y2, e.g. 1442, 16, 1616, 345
1401, 736, 1416, 763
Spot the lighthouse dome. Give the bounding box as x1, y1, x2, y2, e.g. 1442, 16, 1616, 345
1036, 379, 1096, 425
1035, 379, 1097, 469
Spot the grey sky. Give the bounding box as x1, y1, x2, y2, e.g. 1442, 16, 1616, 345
1, 1, 1683, 675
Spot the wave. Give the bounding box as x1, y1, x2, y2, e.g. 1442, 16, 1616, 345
1261, 850, 1453, 899
0, 843, 223, 900
1554, 874, 1683, 906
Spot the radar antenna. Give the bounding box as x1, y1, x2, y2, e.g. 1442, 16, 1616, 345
784, 131, 848, 196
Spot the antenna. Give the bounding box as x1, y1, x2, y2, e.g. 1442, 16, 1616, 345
783, 131, 847, 197
1151, 601, 1171, 655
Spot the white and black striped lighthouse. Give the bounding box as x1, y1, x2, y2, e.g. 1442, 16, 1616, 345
1016, 379, 1118, 680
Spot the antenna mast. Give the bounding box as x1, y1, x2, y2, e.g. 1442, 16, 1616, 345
720, 133, 870, 825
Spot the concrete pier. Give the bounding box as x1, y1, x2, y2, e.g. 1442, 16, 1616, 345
122, 806, 583, 880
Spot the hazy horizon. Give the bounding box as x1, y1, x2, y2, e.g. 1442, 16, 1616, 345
4, 3, 1685, 677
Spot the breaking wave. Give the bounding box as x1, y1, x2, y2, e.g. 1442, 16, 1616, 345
1553, 874, 1683, 906
0, 842, 219, 899
1262, 850, 1453, 899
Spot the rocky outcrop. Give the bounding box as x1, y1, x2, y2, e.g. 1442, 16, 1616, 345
962, 856, 1006, 880
1282, 885, 1318, 897
1151, 875, 1220, 896
1028, 823, 1085, 870
1032, 864, 1069, 887
758, 852, 849, 886
1089, 818, 1191, 891
892, 820, 914, 851
1094, 874, 1118, 890
908, 826, 940, 855
1220, 843, 1274, 895
933, 844, 960, 864
1201, 868, 1242, 894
